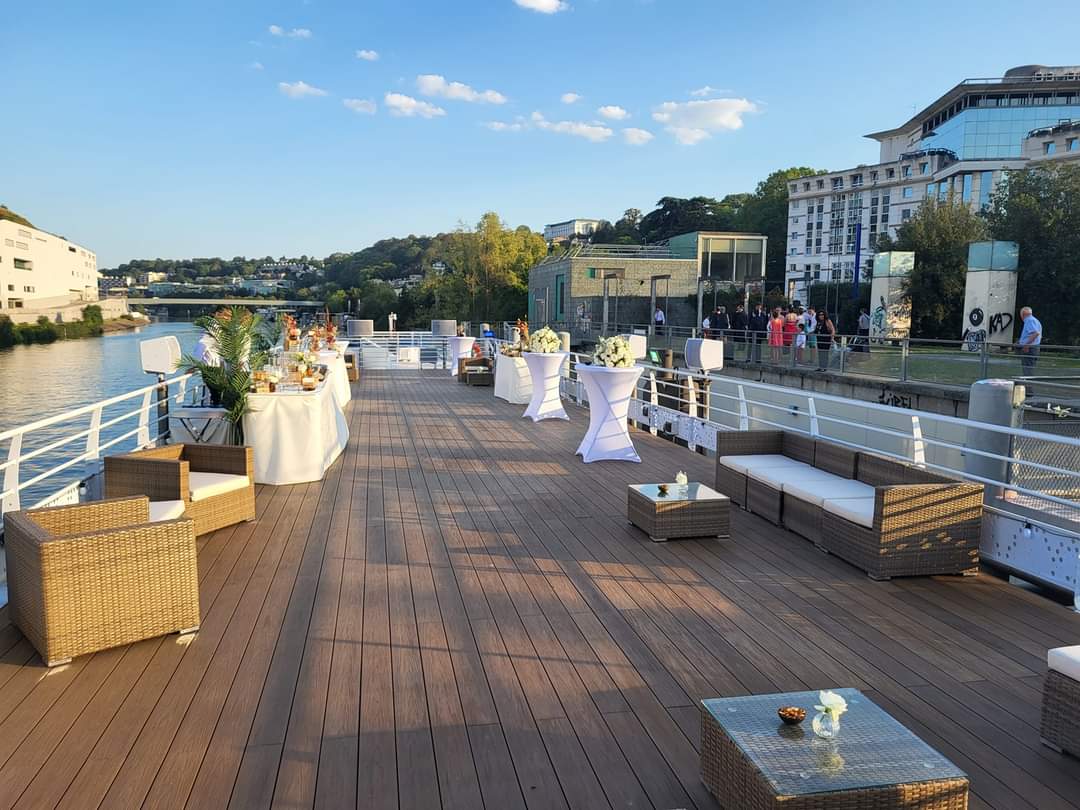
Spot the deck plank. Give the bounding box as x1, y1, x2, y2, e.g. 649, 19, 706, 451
1, 369, 1080, 808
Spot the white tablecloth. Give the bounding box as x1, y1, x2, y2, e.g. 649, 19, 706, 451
494, 354, 532, 404
317, 350, 352, 407
447, 336, 476, 376
243, 381, 349, 485
523, 352, 569, 421
576, 365, 644, 463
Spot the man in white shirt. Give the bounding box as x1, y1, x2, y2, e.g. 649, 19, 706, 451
1019, 306, 1042, 378
654, 307, 665, 336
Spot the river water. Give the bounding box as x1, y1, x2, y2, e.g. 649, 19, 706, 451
0, 321, 202, 509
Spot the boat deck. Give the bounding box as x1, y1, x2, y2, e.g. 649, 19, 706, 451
2, 369, 1080, 809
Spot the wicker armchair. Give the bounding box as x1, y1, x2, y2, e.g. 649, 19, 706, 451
4, 496, 199, 667
104, 444, 255, 536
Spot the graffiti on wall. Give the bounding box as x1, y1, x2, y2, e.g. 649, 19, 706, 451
962, 307, 1013, 351
878, 385, 913, 409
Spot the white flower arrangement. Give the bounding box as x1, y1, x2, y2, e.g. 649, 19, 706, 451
528, 327, 562, 354
593, 335, 635, 368
674, 471, 688, 486
814, 690, 848, 719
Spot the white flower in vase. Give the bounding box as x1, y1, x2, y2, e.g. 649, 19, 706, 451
674, 471, 688, 486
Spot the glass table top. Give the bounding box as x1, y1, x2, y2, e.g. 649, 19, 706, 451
701, 689, 966, 797
629, 483, 728, 503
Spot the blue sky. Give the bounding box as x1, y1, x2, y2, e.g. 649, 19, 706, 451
5, 0, 1079, 267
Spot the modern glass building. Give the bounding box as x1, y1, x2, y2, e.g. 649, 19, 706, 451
783, 65, 1080, 304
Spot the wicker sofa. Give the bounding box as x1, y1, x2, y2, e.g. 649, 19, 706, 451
1042, 645, 1080, 757
4, 497, 200, 666
715, 430, 983, 579
104, 444, 255, 536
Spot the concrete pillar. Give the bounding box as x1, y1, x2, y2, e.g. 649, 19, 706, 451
966, 379, 1024, 502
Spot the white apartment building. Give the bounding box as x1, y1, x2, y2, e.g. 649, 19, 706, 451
542, 218, 603, 243
785, 64, 1080, 302
0, 219, 99, 312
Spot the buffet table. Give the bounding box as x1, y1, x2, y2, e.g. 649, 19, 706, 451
317, 347, 352, 407
243, 380, 349, 485
494, 354, 532, 404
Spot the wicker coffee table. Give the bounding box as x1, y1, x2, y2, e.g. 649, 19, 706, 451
627, 483, 730, 542
700, 689, 969, 809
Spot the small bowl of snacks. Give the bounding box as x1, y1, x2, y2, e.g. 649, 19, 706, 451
777, 706, 806, 726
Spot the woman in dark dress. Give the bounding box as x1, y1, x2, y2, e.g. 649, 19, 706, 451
816, 309, 836, 370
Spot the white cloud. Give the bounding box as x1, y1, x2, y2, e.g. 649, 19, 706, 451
560, 92, 582, 104
343, 98, 377, 114
652, 98, 757, 144
249, 61, 264, 71
622, 127, 654, 146
690, 85, 725, 98
598, 105, 629, 121
384, 92, 446, 118
514, 0, 569, 12
486, 121, 526, 132
269, 25, 312, 39
416, 74, 507, 104
356, 49, 379, 61
278, 80, 327, 99
531, 111, 612, 142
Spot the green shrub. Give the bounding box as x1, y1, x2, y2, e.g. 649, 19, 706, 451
0, 314, 16, 348
81, 304, 103, 325
17, 316, 59, 344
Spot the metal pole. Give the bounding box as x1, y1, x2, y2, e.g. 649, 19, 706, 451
156, 373, 169, 441
852, 222, 863, 300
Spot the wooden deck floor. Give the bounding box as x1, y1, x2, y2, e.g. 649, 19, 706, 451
2, 369, 1080, 809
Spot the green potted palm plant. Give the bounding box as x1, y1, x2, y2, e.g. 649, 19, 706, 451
179, 307, 268, 444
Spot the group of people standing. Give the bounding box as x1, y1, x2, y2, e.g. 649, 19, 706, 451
696, 303, 836, 370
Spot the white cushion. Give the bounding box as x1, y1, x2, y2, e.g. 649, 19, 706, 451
747, 465, 836, 487
189, 471, 250, 503
718, 455, 809, 476
784, 478, 876, 507
1048, 646, 1080, 681
149, 500, 187, 522
823, 496, 877, 529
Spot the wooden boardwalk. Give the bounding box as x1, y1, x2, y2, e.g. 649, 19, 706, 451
2, 369, 1080, 809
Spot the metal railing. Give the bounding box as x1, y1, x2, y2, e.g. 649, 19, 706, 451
347, 332, 457, 370
0, 373, 196, 520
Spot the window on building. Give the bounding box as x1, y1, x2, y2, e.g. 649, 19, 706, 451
886, 168, 895, 179
901, 209, 912, 221
790, 184, 797, 193
803, 182, 811, 191
902, 165, 912, 178
919, 162, 929, 175
68, 246, 77, 253
979, 170, 995, 208
23, 286, 35, 293
869, 170, 878, 183
791, 200, 800, 209
850, 173, 862, 186
554, 274, 565, 320
816, 179, 825, 189
926, 183, 936, 197
586, 268, 597, 279
1068, 137, 1079, 152
902, 186, 913, 199
13, 258, 32, 270
831, 177, 843, 189
1045, 141, 1057, 155
6, 284, 13, 291
962, 173, 973, 204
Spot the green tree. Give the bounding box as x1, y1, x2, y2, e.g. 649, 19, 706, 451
354, 279, 400, 326
736, 167, 828, 283
0, 205, 35, 228
81, 304, 103, 326
986, 164, 1080, 345
639, 196, 745, 243
0, 314, 17, 348
879, 196, 987, 339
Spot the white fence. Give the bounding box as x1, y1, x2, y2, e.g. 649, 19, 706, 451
0, 373, 196, 517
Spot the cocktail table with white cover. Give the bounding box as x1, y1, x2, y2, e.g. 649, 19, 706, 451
317, 347, 352, 408
495, 353, 532, 404
576, 364, 644, 463
243, 380, 349, 485
446, 336, 475, 376
522, 351, 568, 421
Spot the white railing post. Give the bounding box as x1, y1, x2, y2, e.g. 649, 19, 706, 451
2, 433, 23, 514
177, 377, 188, 405
808, 397, 820, 437
737, 384, 749, 431
137, 388, 154, 447
84, 405, 102, 477
648, 371, 659, 436
911, 415, 926, 465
